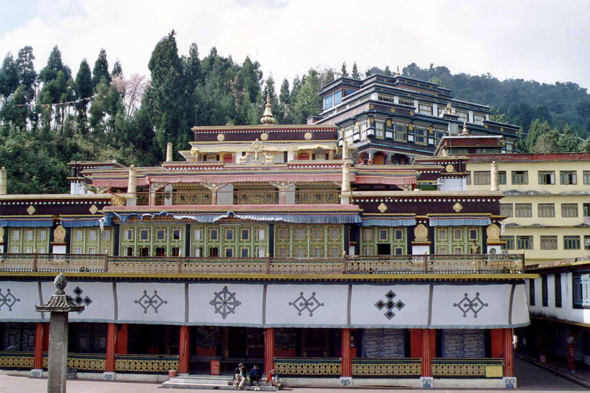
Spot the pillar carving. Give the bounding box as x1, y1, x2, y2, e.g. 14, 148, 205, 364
202, 183, 228, 205
270, 182, 295, 204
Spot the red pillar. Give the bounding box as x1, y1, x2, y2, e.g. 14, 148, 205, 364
264, 328, 275, 375
33, 323, 45, 369
179, 326, 190, 374
421, 329, 432, 377
341, 328, 352, 377
106, 323, 117, 372
116, 324, 128, 355
491, 329, 504, 358
503, 328, 514, 377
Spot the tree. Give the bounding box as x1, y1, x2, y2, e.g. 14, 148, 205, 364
532, 129, 559, 153
351, 62, 360, 79
40, 46, 70, 83
111, 60, 123, 78
558, 123, 580, 152
364, 68, 372, 78
74, 59, 93, 133
112, 73, 149, 117
184, 43, 200, 93
16, 46, 37, 102
92, 48, 111, 89
0, 53, 19, 98
524, 120, 551, 153
278, 78, 290, 123
293, 69, 322, 123
384, 66, 391, 76
341, 62, 348, 78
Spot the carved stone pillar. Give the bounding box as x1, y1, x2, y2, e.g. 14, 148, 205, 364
202, 183, 228, 205
270, 182, 295, 204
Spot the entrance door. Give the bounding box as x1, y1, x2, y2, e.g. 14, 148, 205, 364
227, 327, 247, 359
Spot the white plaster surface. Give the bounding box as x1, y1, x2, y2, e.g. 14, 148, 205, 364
189, 283, 263, 326
41, 281, 115, 322
0, 281, 41, 321
117, 282, 185, 324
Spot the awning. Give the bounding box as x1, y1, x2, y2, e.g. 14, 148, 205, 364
61, 217, 109, 228
359, 216, 416, 227
0, 217, 54, 228
429, 215, 492, 227
109, 211, 361, 225
355, 176, 416, 185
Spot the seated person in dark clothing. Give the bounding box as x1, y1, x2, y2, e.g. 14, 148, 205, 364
249, 364, 263, 387
234, 363, 246, 389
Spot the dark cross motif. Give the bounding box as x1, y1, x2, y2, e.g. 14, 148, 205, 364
0, 288, 20, 311
135, 290, 168, 314
375, 290, 405, 320
289, 292, 324, 317
454, 292, 489, 318
210, 286, 241, 320
71, 286, 92, 314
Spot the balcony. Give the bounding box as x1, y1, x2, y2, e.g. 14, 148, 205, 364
0, 254, 524, 276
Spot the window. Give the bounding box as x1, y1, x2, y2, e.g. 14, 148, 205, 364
501, 236, 515, 250
393, 124, 407, 142
39, 230, 47, 241
210, 229, 219, 241
399, 98, 414, 106
225, 248, 233, 257
124, 229, 133, 241
330, 247, 340, 258
414, 128, 427, 145
457, 111, 468, 122
375, 122, 385, 139
562, 203, 578, 217
140, 247, 149, 256
225, 228, 234, 241
512, 171, 528, 185
155, 247, 166, 256
334, 90, 342, 105
394, 229, 403, 240
466, 172, 471, 185
585, 236, 590, 250
313, 247, 322, 258
584, 203, 590, 217
453, 228, 463, 241
419, 104, 432, 115
210, 247, 219, 257
277, 228, 288, 241
11, 246, 19, 253
11, 230, 19, 241
437, 228, 447, 241
474, 171, 491, 185
88, 247, 96, 254
87, 230, 96, 241
363, 228, 373, 241
194, 229, 202, 240
241, 248, 249, 258
25, 230, 33, 241
295, 247, 305, 258
295, 229, 305, 241
555, 273, 562, 308
515, 203, 532, 217
324, 95, 333, 109
473, 114, 485, 124
277, 247, 288, 258
75, 230, 83, 241
257, 229, 265, 240
241, 229, 250, 241
330, 228, 339, 241
529, 279, 535, 306
257, 248, 265, 258
560, 171, 577, 185
574, 273, 590, 308
498, 171, 507, 185
538, 171, 555, 185
74, 247, 82, 254
363, 247, 373, 256
516, 236, 533, 250
124, 247, 133, 256
538, 204, 555, 218
103, 231, 111, 241
156, 229, 165, 240
468, 228, 478, 241
564, 236, 581, 250
172, 229, 181, 240
313, 229, 322, 241
540, 236, 557, 250
379, 229, 388, 241
542, 275, 548, 307
171, 247, 181, 257
584, 171, 590, 185
194, 247, 202, 257
140, 230, 149, 240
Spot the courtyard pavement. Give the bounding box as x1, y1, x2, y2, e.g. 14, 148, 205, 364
0, 358, 585, 392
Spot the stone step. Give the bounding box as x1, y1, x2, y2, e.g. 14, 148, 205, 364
162, 380, 276, 391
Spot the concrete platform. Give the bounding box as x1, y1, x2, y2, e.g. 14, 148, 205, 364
162, 375, 276, 390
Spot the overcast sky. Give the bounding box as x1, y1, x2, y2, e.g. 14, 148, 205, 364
1, 0, 590, 91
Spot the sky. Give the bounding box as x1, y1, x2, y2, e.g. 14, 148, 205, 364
1, 0, 590, 90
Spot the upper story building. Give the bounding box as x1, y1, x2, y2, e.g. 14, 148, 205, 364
466, 153, 590, 266
312, 73, 520, 165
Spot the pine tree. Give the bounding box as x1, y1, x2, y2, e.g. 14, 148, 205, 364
364, 68, 372, 78
384, 66, 391, 76
293, 69, 322, 124
278, 78, 290, 124
351, 62, 360, 79
0, 53, 19, 98
558, 123, 581, 152
184, 42, 201, 95
92, 48, 111, 89
16, 46, 37, 102
341, 62, 348, 78
111, 60, 123, 78
532, 129, 559, 153
40, 46, 66, 83
75, 59, 93, 134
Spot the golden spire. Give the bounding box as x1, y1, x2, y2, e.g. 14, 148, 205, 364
461, 120, 470, 136
395, 66, 401, 76
260, 94, 275, 125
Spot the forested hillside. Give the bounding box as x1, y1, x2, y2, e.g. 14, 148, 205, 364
0, 31, 589, 193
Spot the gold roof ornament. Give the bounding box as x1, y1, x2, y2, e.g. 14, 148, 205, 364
462, 120, 470, 136
395, 66, 401, 77
260, 94, 275, 125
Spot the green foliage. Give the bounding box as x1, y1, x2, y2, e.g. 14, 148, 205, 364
292, 69, 322, 123
92, 48, 111, 89
0, 53, 19, 98
341, 62, 348, 78
351, 62, 360, 79
111, 60, 123, 78
15, 46, 36, 102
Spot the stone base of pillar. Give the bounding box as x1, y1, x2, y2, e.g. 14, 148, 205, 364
30, 369, 43, 378
103, 372, 116, 381
502, 377, 517, 389
339, 377, 352, 386
420, 376, 434, 388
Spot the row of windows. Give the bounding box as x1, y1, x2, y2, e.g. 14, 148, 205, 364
530, 274, 562, 308
503, 235, 590, 250
500, 203, 589, 218
470, 170, 590, 186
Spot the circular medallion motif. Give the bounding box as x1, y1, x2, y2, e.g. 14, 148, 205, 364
217, 134, 225, 141
260, 133, 268, 141
304, 132, 312, 140
445, 164, 455, 173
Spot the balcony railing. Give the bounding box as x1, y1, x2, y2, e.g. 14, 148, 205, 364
0, 253, 524, 275
352, 358, 421, 377
432, 358, 504, 378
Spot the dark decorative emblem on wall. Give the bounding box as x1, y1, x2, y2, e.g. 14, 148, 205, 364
289, 292, 324, 316
454, 292, 488, 318
135, 290, 168, 314
375, 290, 405, 320
0, 288, 20, 311
210, 286, 241, 319
71, 286, 92, 314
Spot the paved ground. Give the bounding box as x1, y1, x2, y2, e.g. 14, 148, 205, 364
0, 358, 586, 392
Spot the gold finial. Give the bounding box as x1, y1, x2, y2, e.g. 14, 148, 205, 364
395, 66, 401, 76
461, 120, 470, 136
260, 93, 275, 125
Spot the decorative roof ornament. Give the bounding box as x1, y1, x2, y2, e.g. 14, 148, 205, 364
36, 273, 85, 313
395, 66, 401, 77
462, 120, 470, 136
260, 94, 275, 125
250, 139, 264, 161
